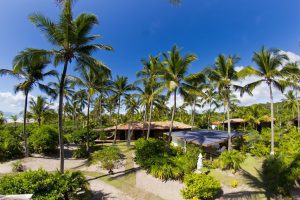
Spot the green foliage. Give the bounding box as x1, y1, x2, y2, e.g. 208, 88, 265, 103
0, 128, 23, 162
230, 179, 239, 188
11, 160, 25, 172
67, 129, 99, 145
0, 169, 89, 200
92, 146, 122, 172
135, 138, 201, 181
72, 145, 89, 159
219, 150, 246, 171
181, 173, 221, 200
29, 125, 58, 154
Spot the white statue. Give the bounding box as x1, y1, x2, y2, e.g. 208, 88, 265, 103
197, 153, 203, 172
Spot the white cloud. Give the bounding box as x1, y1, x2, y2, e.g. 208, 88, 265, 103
0, 92, 36, 115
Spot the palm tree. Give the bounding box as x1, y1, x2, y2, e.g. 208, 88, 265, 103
205, 54, 241, 151
202, 86, 219, 129
137, 55, 163, 139
0, 58, 56, 157
283, 62, 300, 132
111, 76, 134, 144
19, 0, 113, 172
238, 47, 291, 155
0, 111, 6, 125
104, 94, 118, 125
282, 91, 297, 119
29, 96, 51, 126
10, 115, 18, 130
161, 45, 197, 144
125, 94, 140, 146
71, 66, 111, 152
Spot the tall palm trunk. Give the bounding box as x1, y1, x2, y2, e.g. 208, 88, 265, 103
23, 91, 29, 157
296, 90, 300, 132
269, 83, 275, 155
38, 118, 41, 126
86, 94, 91, 152
227, 94, 232, 151
143, 105, 147, 138
147, 98, 154, 139
191, 99, 196, 128
58, 60, 68, 173
113, 96, 121, 144
127, 121, 131, 146
208, 104, 212, 130
168, 89, 177, 145
99, 94, 102, 128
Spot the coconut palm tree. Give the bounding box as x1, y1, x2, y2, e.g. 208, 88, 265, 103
205, 54, 241, 151
202, 86, 220, 129
161, 45, 197, 144
282, 91, 297, 119
125, 94, 140, 146
238, 47, 292, 155
0, 111, 5, 125
29, 96, 52, 126
283, 62, 300, 132
111, 76, 134, 144
71, 66, 111, 152
0, 58, 56, 157
137, 55, 163, 139
17, 0, 113, 172
10, 115, 18, 130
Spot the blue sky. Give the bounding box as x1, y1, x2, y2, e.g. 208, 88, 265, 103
1, 0, 300, 115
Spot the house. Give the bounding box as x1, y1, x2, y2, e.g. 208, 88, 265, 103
102, 121, 192, 140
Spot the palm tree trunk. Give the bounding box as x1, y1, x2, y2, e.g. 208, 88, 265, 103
147, 99, 154, 139
58, 60, 68, 173
168, 89, 177, 145
143, 105, 147, 138
38, 118, 41, 126
86, 94, 91, 153
227, 94, 232, 151
191, 99, 196, 128
296, 90, 300, 132
268, 84, 275, 155
99, 94, 102, 128
127, 121, 131, 146
23, 91, 29, 157
113, 96, 121, 144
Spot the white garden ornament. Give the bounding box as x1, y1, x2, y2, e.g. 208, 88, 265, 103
196, 153, 203, 172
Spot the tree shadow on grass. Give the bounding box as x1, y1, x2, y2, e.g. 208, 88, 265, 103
86, 166, 141, 182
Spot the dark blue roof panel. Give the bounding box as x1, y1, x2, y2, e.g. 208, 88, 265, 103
171, 130, 246, 147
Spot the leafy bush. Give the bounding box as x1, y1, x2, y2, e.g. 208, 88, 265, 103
0, 169, 89, 200
135, 138, 202, 181
219, 150, 246, 171
11, 160, 25, 172
92, 146, 122, 173
0, 128, 23, 161
230, 180, 238, 188
261, 154, 300, 197
29, 125, 58, 154
203, 159, 220, 169
181, 173, 221, 200
72, 145, 89, 159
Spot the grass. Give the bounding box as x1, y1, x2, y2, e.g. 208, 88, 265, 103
83, 142, 164, 200
210, 154, 267, 199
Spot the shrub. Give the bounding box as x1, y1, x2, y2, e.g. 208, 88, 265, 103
0, 128, 23, 161
230, 179, 238, 188
203, 159, 220, 169
69, 129, 99, 145
29, 125, 58, 154
0, 169, 89, 200
11, 160, 25, 172
261, 154, 300, 197
72, 145, 89, 159
181, 173, 221, 200
92, 146, 122, 173
219, 150, 246, 171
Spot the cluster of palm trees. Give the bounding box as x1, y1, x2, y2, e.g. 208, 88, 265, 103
1, 0, 300, 174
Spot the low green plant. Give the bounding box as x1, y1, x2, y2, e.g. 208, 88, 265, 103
29, 125, 58, 154
230, 179, 238, 188
0, 128, 23, 161
11, 160, 25, 172
92, 146, 122, 173
219, 150, 246, 171
0, 169, 89, 200
181, 173, 221, 200
72, 145, 89, 158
